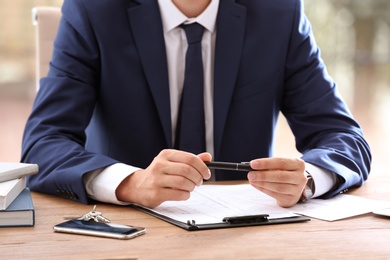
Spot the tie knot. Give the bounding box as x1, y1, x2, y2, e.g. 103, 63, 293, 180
181, 23, 204, 44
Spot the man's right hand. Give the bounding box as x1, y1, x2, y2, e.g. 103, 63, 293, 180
115, 149, 212, 208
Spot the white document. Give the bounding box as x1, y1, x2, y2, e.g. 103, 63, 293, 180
147, 184, 298, 225
373, 208, 390, 218
291, 194, 390, 221
146, 184, 390, 223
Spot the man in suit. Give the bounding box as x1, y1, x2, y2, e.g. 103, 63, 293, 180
22, 0, 371, 208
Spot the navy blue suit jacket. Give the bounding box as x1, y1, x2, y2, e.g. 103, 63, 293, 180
22, 0, 371, 204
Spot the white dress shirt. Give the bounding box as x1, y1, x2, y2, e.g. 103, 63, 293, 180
84, 0, 336, 204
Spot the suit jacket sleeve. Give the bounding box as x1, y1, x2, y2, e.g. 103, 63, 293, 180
21, 0, 119, 204
282, 0, 371, 198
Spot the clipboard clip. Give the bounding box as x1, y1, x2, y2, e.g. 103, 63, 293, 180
187, 219, 197, 227
186, 214, 270, 228
223, 214, 269, 224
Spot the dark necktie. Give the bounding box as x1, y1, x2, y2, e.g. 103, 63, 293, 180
175, 23, 206, 154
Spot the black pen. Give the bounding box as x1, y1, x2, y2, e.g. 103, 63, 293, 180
205, 161, 253, 171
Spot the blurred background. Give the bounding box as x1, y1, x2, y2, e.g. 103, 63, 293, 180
0, 0, 389, 177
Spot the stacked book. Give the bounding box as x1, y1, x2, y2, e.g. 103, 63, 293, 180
0, 163, 39, 227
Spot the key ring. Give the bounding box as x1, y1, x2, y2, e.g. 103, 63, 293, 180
64, 205, 111, 223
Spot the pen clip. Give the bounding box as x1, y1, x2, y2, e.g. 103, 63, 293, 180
223, 214, 269, 224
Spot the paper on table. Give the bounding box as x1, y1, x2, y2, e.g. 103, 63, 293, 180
146, 184, 390, 223
373, 208, 390, 218
146, 184, 299, 225
291, 194, 390, 221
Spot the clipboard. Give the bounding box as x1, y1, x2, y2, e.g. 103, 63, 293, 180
131, 204, 310, 231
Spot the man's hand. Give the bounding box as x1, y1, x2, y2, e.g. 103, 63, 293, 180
247, 157, 307, 207
116, 149, 212, 208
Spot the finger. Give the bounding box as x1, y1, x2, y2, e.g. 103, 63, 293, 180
159, 174, 199, 192
151, 150, 206, 185
250, 157, 304, 171
250, 179, 301, 196
143, 187, 192, 208
165, 150, 211, 180
267, 190, 299, 208
197, 152, 212, 180
248, 170, 304, 185
250, 183, 300, 207
197, 152, 212, 162
150, 161, 203, 187
162, 187, 191, 202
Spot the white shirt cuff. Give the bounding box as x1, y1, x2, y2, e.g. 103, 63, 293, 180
305, 163, 338, 198
84, 163, 140, 205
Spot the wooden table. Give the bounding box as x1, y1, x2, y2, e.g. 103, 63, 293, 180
2, 173, 390, 260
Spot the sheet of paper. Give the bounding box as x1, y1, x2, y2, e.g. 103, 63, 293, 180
291, 194, 390, 221
146, 184, 298, 225
145, 184, 390, 224
373, 208, 390, 218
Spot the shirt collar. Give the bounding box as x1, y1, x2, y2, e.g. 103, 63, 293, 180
157, 0, 219, 33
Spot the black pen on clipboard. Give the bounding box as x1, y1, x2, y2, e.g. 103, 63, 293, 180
205, 161, 253, 171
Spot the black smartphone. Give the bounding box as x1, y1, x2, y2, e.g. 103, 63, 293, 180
53, 219, 146, 240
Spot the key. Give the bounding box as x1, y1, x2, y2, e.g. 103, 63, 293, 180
64, 205, 110, 223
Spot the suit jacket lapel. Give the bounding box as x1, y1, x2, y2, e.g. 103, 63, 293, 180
127, 0, 173, 147
214, 0, 247, 158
